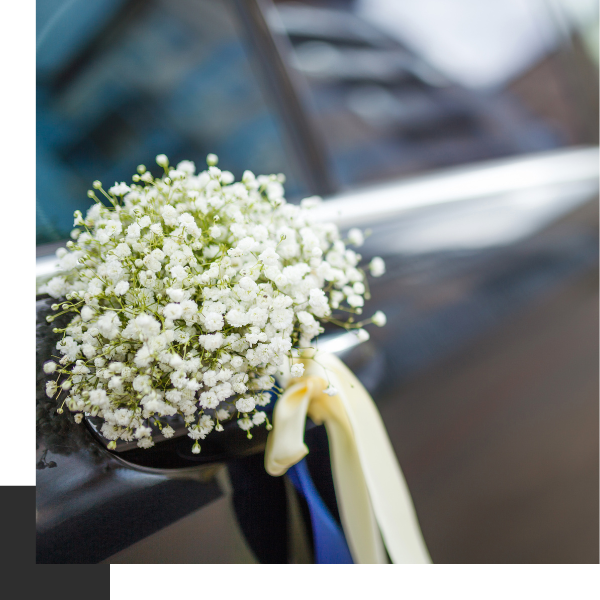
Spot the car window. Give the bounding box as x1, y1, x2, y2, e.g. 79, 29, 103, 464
271, 0, 598, 189
37, 0, 308, 246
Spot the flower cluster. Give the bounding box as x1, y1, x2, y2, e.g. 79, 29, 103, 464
40, 154, 386, 452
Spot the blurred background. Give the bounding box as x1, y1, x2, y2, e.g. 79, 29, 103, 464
36, 0, 599, 564
37, 0, 598, 245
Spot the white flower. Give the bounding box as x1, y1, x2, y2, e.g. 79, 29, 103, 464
170, 265, 188, 281
348, 228, 364, 246
270, 309, 293, 330
162, 425, 175, 438
156, 154, 169, 167
126, 223, 141, 240
199, 333, 224, 351
97, 311, 121, 340
180, 300, 198, 323
161, 205, 178, 226
372, 311, 387, 327
216, 408, 231, 421
43, 361, 57, 374
369, 257, 386, 277
236, 396, 256, 413
226, 309, 250, 328
114, 281, 129, 296
114, 243, 131, 258
109, 182, 131, 196
252, 411, 266, 425
139, 216, 151, 229
324, 386, 339, 397
356, 329, 370, 342
166, 288, 186, 302
90, 389, 109, 408
163, 303, 183, 320
290, 363, 305, 378
150, 223, 163, 236
204, 311, 224, 332
135, 425, 153, 439
137, 437, 155, 449
258, 247, 279, 265
230, 356, 244, 369
40, 276, 69, 299
237, 417, 253, 431
177, 160, 196, 175
347, 294, 364, 308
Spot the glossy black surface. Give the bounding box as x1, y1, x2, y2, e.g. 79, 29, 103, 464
36, 298, 225, 563
351, 198, 599, 563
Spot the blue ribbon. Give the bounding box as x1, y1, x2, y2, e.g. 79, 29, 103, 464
287, 459, 353, 564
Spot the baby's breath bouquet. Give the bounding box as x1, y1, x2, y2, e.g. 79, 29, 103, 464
40, 154, 387, 453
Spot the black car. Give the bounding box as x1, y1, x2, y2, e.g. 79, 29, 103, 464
36, 0, 599, 564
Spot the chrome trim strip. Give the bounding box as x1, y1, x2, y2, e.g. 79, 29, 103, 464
313, 146, 599, 229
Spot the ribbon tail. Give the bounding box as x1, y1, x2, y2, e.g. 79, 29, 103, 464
312, 397, 388, 564
287, 459, 353, 564
318, 352, 432, 564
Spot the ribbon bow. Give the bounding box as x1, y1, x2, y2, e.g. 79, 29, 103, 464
265, 350, 431, 564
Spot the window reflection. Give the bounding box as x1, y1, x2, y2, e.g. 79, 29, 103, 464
37, 0, 306, 245
271, 1, 597, 189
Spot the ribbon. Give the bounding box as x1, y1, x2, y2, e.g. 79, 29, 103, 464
287, 459, 353, 564
265, 350, 431, 564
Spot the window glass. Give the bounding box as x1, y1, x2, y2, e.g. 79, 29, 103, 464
272, 0, 598, 189
37, 0, 307, 245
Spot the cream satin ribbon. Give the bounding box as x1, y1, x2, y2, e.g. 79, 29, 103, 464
264, 350, 431, 564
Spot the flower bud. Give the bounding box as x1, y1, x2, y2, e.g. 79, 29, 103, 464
356, 328, 370, 342
206, 153, 218, 166
372, 311, 387, 327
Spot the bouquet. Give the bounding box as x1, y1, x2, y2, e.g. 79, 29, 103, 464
40, 154, 387, 454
